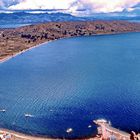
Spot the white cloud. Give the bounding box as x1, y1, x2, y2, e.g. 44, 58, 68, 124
6, 0, 140, 14
9, 0, 76, 10
78, 0, 140, 13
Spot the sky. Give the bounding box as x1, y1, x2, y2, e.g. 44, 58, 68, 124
0, 0, 140, 16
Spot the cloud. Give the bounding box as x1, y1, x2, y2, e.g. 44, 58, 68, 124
1, 0, 140, 14
78, 0, 140, 13
8, 0, 76, 10
0, 0, 22, 8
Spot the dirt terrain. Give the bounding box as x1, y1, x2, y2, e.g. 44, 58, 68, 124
0, 21, 140, 62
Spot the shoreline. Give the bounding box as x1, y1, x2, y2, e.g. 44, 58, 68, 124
0, 21, 140, 64
0, 128, 60, 140
0, 31, 140, 64
0, 119, 136, 140
0, 40, 50, 64
0, 128, 97, 140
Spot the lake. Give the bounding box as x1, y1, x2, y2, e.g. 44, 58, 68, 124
0, 24, 30, 29
0, 33, 140, 138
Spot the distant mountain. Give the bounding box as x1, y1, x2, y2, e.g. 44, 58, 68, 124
0, 11, 86, 25
0, 10, 140, 28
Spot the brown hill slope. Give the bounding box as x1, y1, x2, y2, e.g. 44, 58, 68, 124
0, 21, 140, 62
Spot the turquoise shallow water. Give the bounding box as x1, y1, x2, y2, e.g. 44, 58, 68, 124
0, 33, 140, 138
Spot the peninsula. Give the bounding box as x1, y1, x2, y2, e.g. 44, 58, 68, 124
0, 21, 140, 62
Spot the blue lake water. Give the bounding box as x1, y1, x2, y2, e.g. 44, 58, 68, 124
0, 33, 140, 138
0, 24, 30, 29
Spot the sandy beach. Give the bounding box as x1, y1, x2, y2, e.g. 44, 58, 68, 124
0, 129, 60, 140
0, 128, 99, 140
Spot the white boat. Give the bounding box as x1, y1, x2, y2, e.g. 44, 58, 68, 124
66, 128, 73, 133
88, 125, 92, 128
0, 109, 6, 112
24, 113, 34, 117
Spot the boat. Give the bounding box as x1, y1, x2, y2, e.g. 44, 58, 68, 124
88, 125, 92, 128
0, 109, 6, 112
24, 113, 34, 118
66, 128, 73, 133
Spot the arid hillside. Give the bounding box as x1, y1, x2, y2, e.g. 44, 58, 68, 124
0, 21, 140, 61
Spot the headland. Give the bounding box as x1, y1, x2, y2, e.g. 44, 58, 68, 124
0, 21, 140, 63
